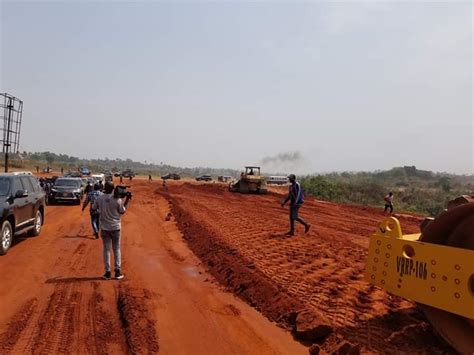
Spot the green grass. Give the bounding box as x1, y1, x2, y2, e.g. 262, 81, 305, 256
300, 167, 474, 217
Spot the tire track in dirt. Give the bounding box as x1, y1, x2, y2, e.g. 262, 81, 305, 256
0, 204, 158, 354
86, 282, 124, 355
118, 285, 159, 354
162, 183, 454, 353
0, 298, 37, 353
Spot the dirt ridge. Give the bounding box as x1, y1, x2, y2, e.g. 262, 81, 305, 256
161, 182, 453, 353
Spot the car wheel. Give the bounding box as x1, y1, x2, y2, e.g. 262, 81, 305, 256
28, 210, 43, 237
0, 220, 13, 255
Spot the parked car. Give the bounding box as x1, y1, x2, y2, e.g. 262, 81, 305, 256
65, 171, 82, 178
49, 177, 83, 205
121, 169, 136, 178
92, 174, 105, 184
0, 172, 46, 255
196, 175, 212, 182
103, 171, 113, 182
162, 173, 181, 180
217, 175, 233, 182
80, 167, 91, 176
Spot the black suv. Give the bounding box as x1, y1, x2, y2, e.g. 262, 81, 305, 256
0, 173, 46, 255
195, 175, 212, 181
49, 177, 83, 205
162, 173, 181, 180
121, 169, 136, 178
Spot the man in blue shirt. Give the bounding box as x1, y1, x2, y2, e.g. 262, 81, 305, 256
281, 174, 310, 236
82, 184, 103, 239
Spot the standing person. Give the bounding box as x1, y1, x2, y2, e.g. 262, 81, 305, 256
82, 184, 103, 239
61, 167, 64, 175
44, 179, 51, 205
384, 192, 394, 213
281, 174, 310, 236
92, 182, 130, 280
84, 183, 92, 195
148, 174, 152, 181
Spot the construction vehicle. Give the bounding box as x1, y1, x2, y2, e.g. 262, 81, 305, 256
366, 196, 474, 354
229, 166, 267, 194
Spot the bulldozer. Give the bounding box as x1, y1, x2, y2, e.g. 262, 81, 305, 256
366, 196, 474, 354
229, 166, 267, 194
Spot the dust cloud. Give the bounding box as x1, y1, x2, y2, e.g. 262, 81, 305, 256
260, 151, 309, 175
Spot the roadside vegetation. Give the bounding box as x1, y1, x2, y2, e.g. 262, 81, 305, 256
300, 166, 474, 216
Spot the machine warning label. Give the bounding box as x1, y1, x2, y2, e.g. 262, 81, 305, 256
396, 257, 428, 280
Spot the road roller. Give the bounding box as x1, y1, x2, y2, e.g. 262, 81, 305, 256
365, 196, 474, 354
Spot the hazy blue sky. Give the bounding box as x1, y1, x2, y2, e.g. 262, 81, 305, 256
1, 1, 472, 174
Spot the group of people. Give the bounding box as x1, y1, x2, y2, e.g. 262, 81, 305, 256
82, 181, 131, 280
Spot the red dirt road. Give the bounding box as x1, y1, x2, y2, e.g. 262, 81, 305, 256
0, 180, 305, 354
162, 182, 455, 354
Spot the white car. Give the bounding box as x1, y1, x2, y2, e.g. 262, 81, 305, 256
91, 174, 105, 184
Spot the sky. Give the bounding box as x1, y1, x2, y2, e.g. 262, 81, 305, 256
0, 1, 472, 174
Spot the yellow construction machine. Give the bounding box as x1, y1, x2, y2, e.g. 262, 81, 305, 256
229, 166, 267, 194
366, 196, 474, 354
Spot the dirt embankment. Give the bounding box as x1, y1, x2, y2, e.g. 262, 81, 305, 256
161, 182, 454, 354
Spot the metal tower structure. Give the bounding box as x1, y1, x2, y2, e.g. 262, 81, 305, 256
0, 93, 23, 172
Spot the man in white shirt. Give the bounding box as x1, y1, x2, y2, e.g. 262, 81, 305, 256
92, 182, 130, 280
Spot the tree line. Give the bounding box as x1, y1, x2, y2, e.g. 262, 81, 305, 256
300, 166, 474, 216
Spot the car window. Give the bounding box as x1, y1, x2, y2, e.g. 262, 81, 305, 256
20, 177, 35, 193
0, 178, 10, 196
12, 177, 23, 194
28, 176, 41, 192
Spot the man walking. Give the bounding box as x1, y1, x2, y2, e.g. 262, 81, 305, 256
92, 182, 130, 280
82, 183, 103, 238
281, 174, 310, 236
384, 192, 394, 213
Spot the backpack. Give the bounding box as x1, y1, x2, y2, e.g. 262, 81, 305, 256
294, 182, 305, 205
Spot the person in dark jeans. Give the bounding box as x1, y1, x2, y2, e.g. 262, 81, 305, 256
384, 192, 394, 213
82, 184, 103, 238
281, 174, 310, 236
92, 182, 130, 280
